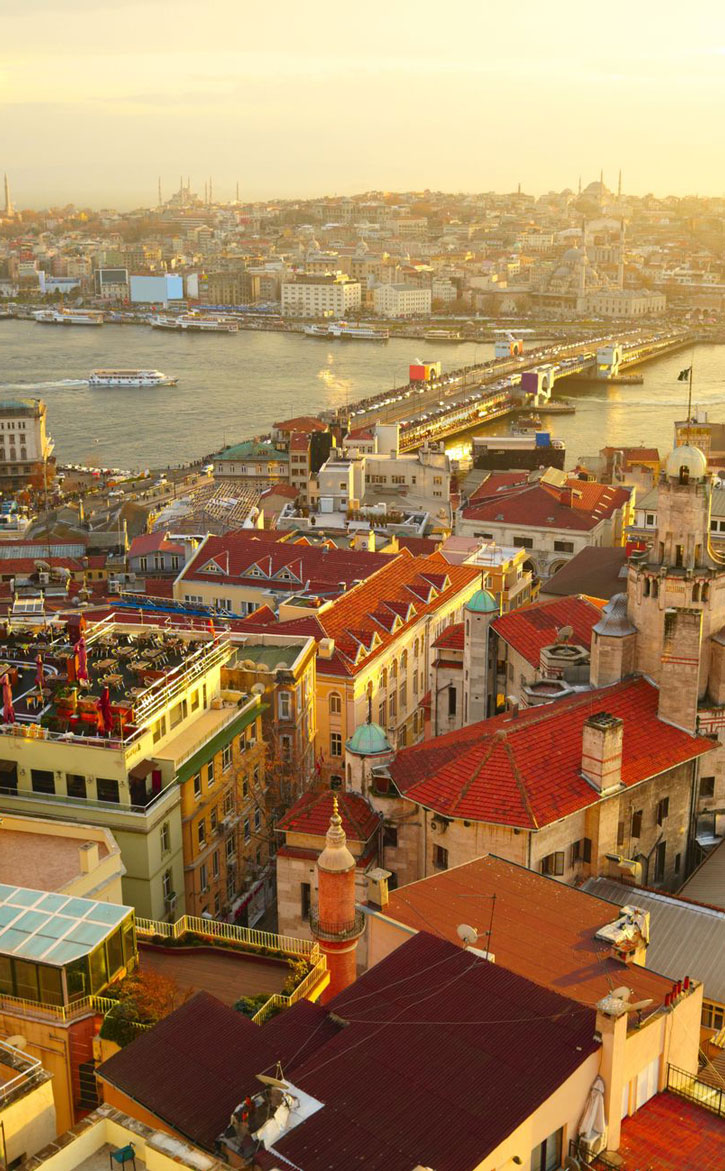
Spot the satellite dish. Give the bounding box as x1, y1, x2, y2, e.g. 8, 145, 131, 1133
625, 998, 653, 1013
556, 624, 574, 643
6, 1035, 27, 1050
256, 1073, 288, 1090
457, 923, 479, 946
610, 985, 633, 1001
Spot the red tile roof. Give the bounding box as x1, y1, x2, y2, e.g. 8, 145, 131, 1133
433, 621, 464, 650
345, 426, 375, 441
273, 415, 329, 433
179, 531, 391, 597
461, 479, 631, 531
616, 1092, 725, 1170
276, 790, 380, 841
492, 594, 605, 667
385, 855, 672, 1015
395, 535, 442, 556
468, 470, 529, 503
289, 433, 310, 452
389, 677, 714, 828
129, 531, 186, 558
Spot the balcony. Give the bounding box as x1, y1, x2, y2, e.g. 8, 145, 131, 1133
309, 907, 366, 942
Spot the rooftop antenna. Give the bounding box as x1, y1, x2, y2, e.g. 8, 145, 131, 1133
236, 180, 240, 202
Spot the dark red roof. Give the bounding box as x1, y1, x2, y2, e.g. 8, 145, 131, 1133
389, 677, 714, 828
273, 415, 328, 433
129, 531, 186, 558
492, 594, 604, 667
461, 479, 631, 531
276, 789, 380, 841
433, 621, 464, 650
468, 470, 529, 503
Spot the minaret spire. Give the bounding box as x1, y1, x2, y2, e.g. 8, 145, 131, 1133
3, 174, 14, 219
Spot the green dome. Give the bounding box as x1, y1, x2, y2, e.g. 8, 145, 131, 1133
346, 721, 393, 757
466, 588, 498, 613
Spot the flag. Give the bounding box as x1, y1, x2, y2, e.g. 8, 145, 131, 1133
678, 367, 692, 382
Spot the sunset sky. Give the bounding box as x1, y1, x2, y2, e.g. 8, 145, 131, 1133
2, 0, 723, 208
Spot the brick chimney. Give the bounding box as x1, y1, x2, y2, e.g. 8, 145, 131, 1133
582, 712, 623, 794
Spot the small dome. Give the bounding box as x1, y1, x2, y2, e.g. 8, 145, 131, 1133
664, 444, 708, 481
466, 588, 498, 614
346, 721, 392, 757
593, 593, 636, 638
562, 246, 586, 262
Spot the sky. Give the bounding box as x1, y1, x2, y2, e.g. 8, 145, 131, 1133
2, 0, 725, 209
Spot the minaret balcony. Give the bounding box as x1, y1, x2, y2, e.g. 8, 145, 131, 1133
310, 907, 366, 942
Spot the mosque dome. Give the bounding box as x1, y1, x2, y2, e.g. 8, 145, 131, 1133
346, 721, 393, 757
664, 444, 708, 481
465, 588, 498, 614
562, 246, 587, 263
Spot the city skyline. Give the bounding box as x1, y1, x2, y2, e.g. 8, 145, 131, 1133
3, 0, 725, 208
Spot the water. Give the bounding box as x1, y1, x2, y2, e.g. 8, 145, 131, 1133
0, 320, 722, 468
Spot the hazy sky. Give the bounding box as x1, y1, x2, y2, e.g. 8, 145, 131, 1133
2, 0, 724, 208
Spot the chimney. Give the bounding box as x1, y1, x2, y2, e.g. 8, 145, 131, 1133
582, 712, 623, 793
78, 841, 99, 874
595, 1000, 628, 1150
366, 867, 391, 910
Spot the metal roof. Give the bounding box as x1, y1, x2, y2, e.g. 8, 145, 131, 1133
582, 877, 725, 1006
0, 884, 132, 966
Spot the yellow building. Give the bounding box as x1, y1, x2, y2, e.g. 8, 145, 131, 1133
0, 1037, 56, 1166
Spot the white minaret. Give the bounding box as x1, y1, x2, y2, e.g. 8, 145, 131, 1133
4, 174, 14, 218
462, 582, 499, 725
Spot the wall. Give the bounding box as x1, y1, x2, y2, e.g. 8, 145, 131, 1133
0, 1075, 56, 1165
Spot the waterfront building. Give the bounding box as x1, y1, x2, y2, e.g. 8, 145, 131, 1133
128, 274, 184, 304
212, 438, 289, 487
127, 531, 196, 578
280, 273, 361, 317
0, 397, 55, 494
372, 281, 432, 317
92, 267, 129, 300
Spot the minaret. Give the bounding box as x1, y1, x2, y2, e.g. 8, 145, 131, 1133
209, 176, 213, 205
312, 796, 365, 1004
618, 169, 622, 198
4, 174, 14, 218
236, 180, 240, 202
462, 581, 499, 724
617, 219, 625, 289
157, 176, 162, 208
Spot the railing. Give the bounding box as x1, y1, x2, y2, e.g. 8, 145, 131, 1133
309, 907, 366, 942
136, 913, 319, 958
133, 637, 232, 725
667, 1062, 725, 1119
251, 954, 329, 1025
0, 990, 118, 1025
0, 780, 178, 817
0, 1039, 43, 1104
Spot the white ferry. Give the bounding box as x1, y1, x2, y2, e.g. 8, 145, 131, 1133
89, 369, 178, 387
424, 328, 463, 342
304, 321, 389, 341
33, 309, 104, 326
150, 313, 239, 333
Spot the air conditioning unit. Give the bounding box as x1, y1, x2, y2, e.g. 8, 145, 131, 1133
579, 1130, 608, 1160
165, 892, 177, 915
430, 815, 450, 834
38, 572, 50, 586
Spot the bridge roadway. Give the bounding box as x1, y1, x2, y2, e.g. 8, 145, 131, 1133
331, 329, 693, 453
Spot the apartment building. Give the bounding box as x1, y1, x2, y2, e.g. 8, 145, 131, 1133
281, 274, 361, 317
372, 282, 432, 318
0, 397, 55, 492
213, 439, 289, 487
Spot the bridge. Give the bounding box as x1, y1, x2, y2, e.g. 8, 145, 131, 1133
331, 329, 694, 453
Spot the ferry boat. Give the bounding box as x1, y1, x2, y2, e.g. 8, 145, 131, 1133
89, 369, 178, 387
33, 309, 104, 326
424, 328, 463, 342
150, 313, 239, 333
303, 321, 389, 341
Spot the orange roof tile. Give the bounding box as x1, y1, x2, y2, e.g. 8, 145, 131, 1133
492, 594, 604, 667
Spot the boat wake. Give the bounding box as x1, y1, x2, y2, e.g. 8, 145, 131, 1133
0, 379, 89, 390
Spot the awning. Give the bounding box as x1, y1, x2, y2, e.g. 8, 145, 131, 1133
129, 759, 156, 780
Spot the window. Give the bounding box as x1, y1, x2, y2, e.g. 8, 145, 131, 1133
169, 698, 187, 729
531, 1128, 562, 1171
281, 734, 292, 760
654, 840, 667, 883
541, 851, 565, 877
384, 824, 398, 848
329, 692, 342, 716
553, 540, 574, 554
226, 836, 235, 860
513, 535, 534, 549
224, 790, 233, 815
162, 869, 173, 899
254, 809, 261, 831
657, 797, 669, 825
66, 773, 86, 799
279, 691, 291, 720
330, 732, 342, 757
301, 882, 311, 919
244, 818, 250, 842
700, 776, 715, 799
617, 820, 625, 847
160, 821, 170, 854
206, 762, 214, 786
97, 777, 119, 804
571, 838, 592, 865
214, 892, 221, 915
213, 850, 220, 878
191, 689, 200, 712
448, 687, 457, 717
238, 732, 246, 753
703, 1001, 725, 1031
222, 744, 232, 772
197, 819, 206, 848
631, 809, 643, 838
152, 715, 167, 744
433, 845, 448, 870
200, 863, 208, 892
31, 769, 55, 795
210, 807, 218, 833
674, 852, 681, 874
193, 773, 202, 800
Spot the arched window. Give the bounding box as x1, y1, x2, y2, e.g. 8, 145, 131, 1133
414, 638, 419, 658
651, 579, 659, 598
329, 692, 342, 716
401, 649, 408, 672
380, 668, 388, 691
644, 577, 650, 598
693, 582, 700, 603
703, 582, 710, 602
390, 660, 398, 680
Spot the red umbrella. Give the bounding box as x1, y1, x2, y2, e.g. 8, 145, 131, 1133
35, 653, 44, 691
2, 675, 14, 725
75, 635, 88, 682
100, 686, 113, 736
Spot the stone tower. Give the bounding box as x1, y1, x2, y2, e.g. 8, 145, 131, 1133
3, 174, 14, 219
626, 444, 725, 727
590, 594, 637, 688
312, 796, 364, 1004
462, 585, 499, 724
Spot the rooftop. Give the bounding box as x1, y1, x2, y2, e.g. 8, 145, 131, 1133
0, 819, 113, 892
383, 855, 674, 1017
0, 883, 131, 966
216, 440, 288, 462
492, 593, 604, 666
615, 1091, 725, 1170
678, 838, 725, 910
541, 545, 629, 600
461, 478, 631, 532
277, 789, 380, 841
139, 942, 289, 1007
388, 676, 714, 828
